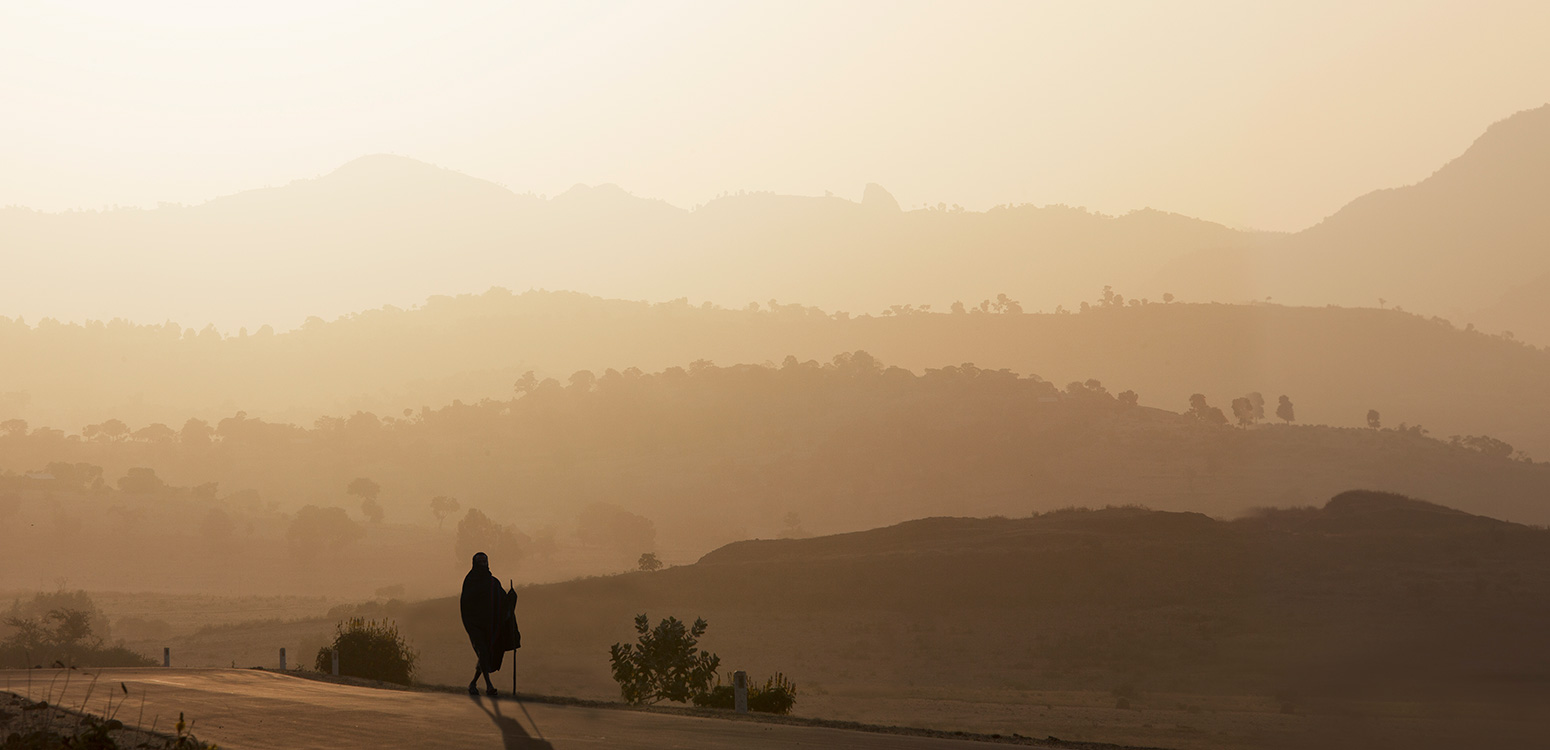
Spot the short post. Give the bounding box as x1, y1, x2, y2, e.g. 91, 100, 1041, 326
279, 647, 287, 671
733, 670, 748, 714
163, 648, 170, 668
331, 648, 339, 676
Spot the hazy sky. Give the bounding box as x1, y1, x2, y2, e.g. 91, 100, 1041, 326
2, 1, 1547, 231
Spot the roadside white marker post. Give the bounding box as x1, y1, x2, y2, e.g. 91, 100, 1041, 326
331, 648, 339, 676
163, 648, 170, 668
280, 648, 287, 671
734, 670, 748, 714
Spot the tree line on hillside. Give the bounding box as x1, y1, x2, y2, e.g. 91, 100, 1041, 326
2, 286, 1541, 419
7, 285, 1539, 350
6, 342, 1499, 453
4, 286, 1549, 466
3, 351, 1543, 543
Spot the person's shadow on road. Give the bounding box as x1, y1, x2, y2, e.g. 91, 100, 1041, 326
472, 695, 554, 750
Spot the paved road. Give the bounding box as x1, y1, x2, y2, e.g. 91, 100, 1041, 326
2, 669, 1005, 749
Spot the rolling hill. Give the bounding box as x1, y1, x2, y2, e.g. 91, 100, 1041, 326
383, 491, 1550, 748
5, 349, 1550, 598
4, 289, 1547, 461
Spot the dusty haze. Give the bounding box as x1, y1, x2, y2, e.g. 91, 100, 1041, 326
4, 102, 1550, 342
4, 2, 1550, 229
3, 4, 1548, 749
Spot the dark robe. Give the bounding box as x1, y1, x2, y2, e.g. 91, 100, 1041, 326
461, 564, 520, 672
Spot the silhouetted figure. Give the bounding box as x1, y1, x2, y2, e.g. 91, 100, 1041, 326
461, 552, 519, 696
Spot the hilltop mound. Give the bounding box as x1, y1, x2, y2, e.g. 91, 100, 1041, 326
387, 491, 1550, 742
1324, 488, 1474, 519
697, 493, 1512, 572
698, 508, 1223, 566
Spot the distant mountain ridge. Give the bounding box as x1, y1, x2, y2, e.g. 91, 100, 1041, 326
1, 153, 1261, 333
1159, 103, 1550, 341
1282, 103, 1550, 309
3, 103, 1547, 343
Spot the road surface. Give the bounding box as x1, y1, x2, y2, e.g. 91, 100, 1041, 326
1, 668, 1009, 749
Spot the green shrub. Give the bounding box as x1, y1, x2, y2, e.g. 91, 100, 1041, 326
314, 617, 417, 685
608, 614, 720, 704
693, 672, 798, 715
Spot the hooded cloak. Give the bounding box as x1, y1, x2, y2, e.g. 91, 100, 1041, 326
460, 552, 520, 672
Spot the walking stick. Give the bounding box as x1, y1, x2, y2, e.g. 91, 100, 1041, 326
510, 579, 517, 698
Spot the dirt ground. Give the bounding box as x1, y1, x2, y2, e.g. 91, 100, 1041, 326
9, 589, 1542, 749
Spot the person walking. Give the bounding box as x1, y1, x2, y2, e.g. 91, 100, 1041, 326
460, 552, 519, 696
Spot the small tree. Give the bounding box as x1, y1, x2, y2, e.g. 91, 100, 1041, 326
117, 467, 165, 494
132, 423, 177, 443
348, 477, 384, 524
315, 617, 417, 685
1231, 397, 1255, 427
514, 370, 538, 396
638, 552, 663, 572
1247, 392, 1265, 421
429, 496, 460, 528
1367, 409, 1381, 429
455, 508, 529, 567
608, 614, 721, 705
84, 419, 130, 443
1188, 394, 1227, 426
1276, 395, 1295, 424
180, 418, 214, 446
780, 511, 807, 538
1117, 390, 1139, 407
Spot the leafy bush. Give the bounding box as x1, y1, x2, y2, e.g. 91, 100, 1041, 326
608, 614, 720, 704
693, 672, 798, 715
314, 617, 417, 685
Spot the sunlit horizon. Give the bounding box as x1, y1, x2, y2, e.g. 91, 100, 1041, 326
4, 1, 1548, 232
